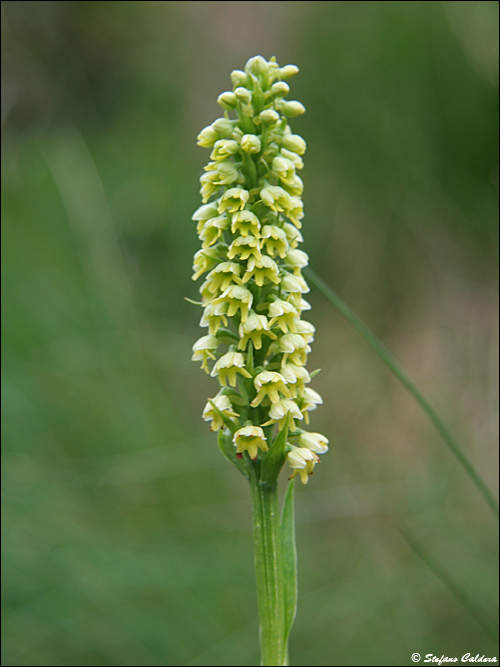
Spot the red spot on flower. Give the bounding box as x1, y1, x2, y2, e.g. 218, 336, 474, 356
236, 453, 243, 459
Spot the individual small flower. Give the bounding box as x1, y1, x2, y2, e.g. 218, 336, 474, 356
203, 395, 239, 431
289, 293, 311, 313
282, 101, 306, 117
233, 425, 268, 460
281, 148, 304, 170
201, 262, 243, 296
200, 301, 228, 335
265, 398, 303, 429
197, 125, 219, 148
271, 81, 290, 97
284, 248, 309, 268
295, 319, 315, 342
199, 172, 219, 202
227, 235, 262, 261
282, 174, 304, 197
260, 184, 292, 213
251, 371, 291, 407
231, 210, 261, 237
210, 139, 239, 161
272, 156, 296, 186
242, 255, 280, 286
287, 446, 319, 484
282, 133, 307, 155
205, 161, 240, 186
192, 201, 219, 225
198, 214, 230, 248
217, 91, 238, 110
245, 55, 268, 76
260, 225, 288, 258
234, 87, 253, 104
283, 223, 303, 248
192, 248, 221, 280
259, 109, 280, 125
300, 387, 323, 423
280, 362, 311, 391
268, 299, 299, 333
279, 332, 310, 356
291, 431, 329, 454
273, 332, 309, 366
192, 334, 219, 372
211, 351, 252, 387
211, 117, 236, 137
281, 272, 310, 294
213, 285, 253, 321
230, 69, 247, 87
278, 64, 299, 79
241, 134, 261, 153
238, 311, 276, 350
218, 188, 250, 214
285, 196, 304, 228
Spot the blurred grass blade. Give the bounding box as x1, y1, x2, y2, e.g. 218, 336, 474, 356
281, 479, 297, 647
399, 525, 499, 643
305, 267, 499, 520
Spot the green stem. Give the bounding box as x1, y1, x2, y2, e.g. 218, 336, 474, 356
249, 464, 287, 666
305, 267, 499, 520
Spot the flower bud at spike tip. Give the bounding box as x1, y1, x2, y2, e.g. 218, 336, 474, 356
279, 64, 299, 79
245, 55, 268, 76
282, 134, 307, 155
259, 109, 280, 125
235, 87, 252, 104
231, 69, 247, 87
282, 101, 306, 117
190, 56, 327, 483
271, 81, 290, 97
241, 134, 261, 154
217, 91, 238, 110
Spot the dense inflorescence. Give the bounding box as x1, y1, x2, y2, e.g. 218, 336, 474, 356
191, 55, 328, 483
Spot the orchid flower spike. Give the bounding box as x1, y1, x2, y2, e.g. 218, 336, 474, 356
191, 55, 328, 483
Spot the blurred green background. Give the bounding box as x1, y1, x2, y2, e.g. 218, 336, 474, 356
2, 2, 498, 665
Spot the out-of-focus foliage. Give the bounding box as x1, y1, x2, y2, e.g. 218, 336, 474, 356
2, 2, 498, 665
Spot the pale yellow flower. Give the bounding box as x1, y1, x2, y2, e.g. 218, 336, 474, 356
202, 395, 239, 431
268, 299, 299, 333
242, 255, 280, 286
212, 285, 253, 322
292, 432, 329, 454
287, 446, 319, 484
300, 387, 323, 424
231, 210, 261, 237
192, 334, 219, 373
251, 371, 291, 407
233, 425, 268, 460
211, 351, 252, 387
238, 312, 276, 351
260, 225, 288, 258
218, 188, 250, 214
227, 235, 262, 262
210, 139, 239, 161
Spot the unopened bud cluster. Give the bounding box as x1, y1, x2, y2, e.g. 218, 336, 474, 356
191, 56, 327, 483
